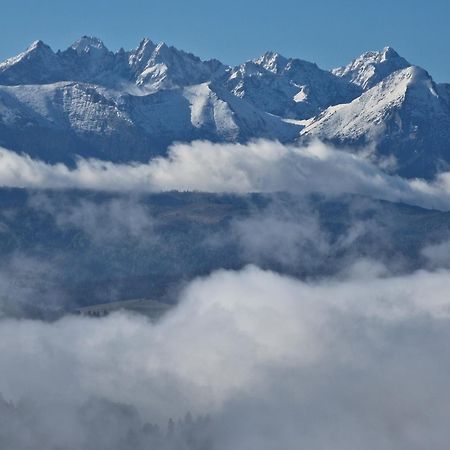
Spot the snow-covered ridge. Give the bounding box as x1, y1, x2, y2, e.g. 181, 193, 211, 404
0, 37, 449, 179
0, 36, 226, 90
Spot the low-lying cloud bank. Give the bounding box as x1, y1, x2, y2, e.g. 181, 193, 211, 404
2, 139, 450, 448
4, 140, 450, 209
1, 265, 450, 449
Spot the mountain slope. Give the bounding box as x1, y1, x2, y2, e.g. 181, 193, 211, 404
301, 66, 450, 178
0, 80, 298, 163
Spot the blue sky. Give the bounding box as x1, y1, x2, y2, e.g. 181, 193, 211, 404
1, 0, 449, 81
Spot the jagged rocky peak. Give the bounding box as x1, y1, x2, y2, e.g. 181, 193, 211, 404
153, 41, 169, 55
148, 41, 181, 65
229, 60, 262, 77
26, 39, 53, 53
0, 39, 62, 85
359, 46, 402, 63
254, 51, 327, 76
333, 46, 411, 90
233, 51, 303, 80
380, 46, 401, 60
128, 38, 157, 72
151, 41, 211, 67
254, 51, 289, 73
70, 36, 109, 55
0, 39, 55, 67
132, 38, 156, 58
135, 40, 227, 88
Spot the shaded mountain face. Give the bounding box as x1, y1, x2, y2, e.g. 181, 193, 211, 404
0, 37, 450, 178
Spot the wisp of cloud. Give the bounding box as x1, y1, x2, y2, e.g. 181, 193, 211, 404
3, 140, 450, 210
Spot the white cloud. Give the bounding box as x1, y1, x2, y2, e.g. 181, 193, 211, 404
29, 195, 156, 245
1, 266, 450, 448
421, 238, 450, 268
226, 199, 331, 269
3, 140, 450, 209
2, 138, 450, 448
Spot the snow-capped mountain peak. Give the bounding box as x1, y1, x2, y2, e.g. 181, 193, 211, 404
332, 46, 411, 90
0, 37, 229, 90
253, 51, 289, 73
225, 51, 361, 120
380, 46, 401, 60
0, 39, 54, 68
302, 65, 436, 139
27, 40, 50, 52
70, 36, 109, 55
135, 41, 226, 89
128, 38, 157, 73
0, 39, 61, 85
358, 46, 401, 63
301, 65, 450, 177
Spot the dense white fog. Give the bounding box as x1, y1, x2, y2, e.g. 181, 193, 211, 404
1, 266, 450, 449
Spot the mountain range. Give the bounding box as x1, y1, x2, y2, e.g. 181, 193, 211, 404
0, 36, 449, 178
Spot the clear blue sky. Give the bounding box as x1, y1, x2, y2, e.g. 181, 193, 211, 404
1, 0, 449, 81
